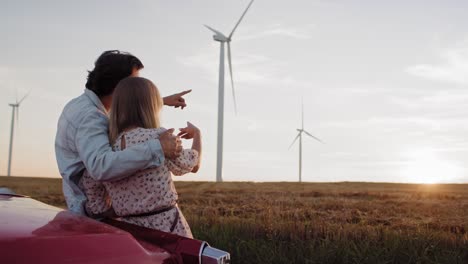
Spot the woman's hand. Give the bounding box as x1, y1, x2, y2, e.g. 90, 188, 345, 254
177, 122, 200, 139
159, 129, 183, 159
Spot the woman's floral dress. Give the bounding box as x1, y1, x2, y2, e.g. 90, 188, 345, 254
79, 127, 198, 238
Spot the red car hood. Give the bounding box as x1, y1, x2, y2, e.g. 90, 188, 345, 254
0, 194, 196, 264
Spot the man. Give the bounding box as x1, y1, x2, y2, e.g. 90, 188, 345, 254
55, 50, 190, 215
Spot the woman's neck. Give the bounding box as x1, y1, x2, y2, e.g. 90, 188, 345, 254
122, 126, 138, 133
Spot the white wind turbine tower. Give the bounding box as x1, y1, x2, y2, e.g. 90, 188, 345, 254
204, 0, 254, 182
7, 91, 30, 176
289, 102, 324, 182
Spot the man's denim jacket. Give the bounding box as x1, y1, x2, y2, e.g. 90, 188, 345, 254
55, 89, 164, 215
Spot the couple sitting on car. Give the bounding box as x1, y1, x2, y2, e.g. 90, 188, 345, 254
55, 50, 201, 238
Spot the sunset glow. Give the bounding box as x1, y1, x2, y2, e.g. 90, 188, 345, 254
401, 149, 462, 184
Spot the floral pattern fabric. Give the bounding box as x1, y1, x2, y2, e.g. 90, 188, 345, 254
80, 127, 198, 238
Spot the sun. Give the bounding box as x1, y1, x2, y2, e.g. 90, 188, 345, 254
401, 149, 462, 184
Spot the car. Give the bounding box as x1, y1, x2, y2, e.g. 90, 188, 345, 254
0, 189, 230, 264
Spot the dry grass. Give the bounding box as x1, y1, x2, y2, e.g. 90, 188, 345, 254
1, 177, 468, 263
0, 176, 66, 207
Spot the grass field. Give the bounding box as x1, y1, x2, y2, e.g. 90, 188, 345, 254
1, 176, 468, 264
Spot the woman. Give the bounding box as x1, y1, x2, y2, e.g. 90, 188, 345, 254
80, 77, 201, 238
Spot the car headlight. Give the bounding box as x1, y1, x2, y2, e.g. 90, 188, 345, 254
201, 245, 230, 264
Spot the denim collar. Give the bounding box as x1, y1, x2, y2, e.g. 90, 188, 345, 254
84, 89, 107, 114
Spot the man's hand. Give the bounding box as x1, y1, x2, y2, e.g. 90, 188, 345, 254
159, 129, 183, 159
177, 122, 200, 139
163, 90, 192, 109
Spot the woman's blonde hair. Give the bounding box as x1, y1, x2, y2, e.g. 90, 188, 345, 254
109, 77, 163, 144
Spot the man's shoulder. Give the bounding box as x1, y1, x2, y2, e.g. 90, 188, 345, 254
63, 92, 95, 113
59, 92, 104, 125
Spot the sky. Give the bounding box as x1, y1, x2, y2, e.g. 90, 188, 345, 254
1, 0, 468, 183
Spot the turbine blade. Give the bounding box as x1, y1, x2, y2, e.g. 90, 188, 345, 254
228, 0, 254, 39
303, 130, 324, 143
301, 99, 304, 130
18, 89, 31, 105
204, 25, 227, 38
288, 133, 300, 149
227, 42, 237, 114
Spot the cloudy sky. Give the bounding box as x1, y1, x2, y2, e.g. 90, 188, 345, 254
1, 0, 468, 183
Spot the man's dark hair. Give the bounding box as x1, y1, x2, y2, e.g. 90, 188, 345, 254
85, 50, 144, 97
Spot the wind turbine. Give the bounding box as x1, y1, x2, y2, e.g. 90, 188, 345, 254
7, 91, 30, 176
205, 0, 254, 182
289, 102, 323, 182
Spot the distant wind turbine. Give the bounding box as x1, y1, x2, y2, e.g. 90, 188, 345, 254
205, 0, 255, 182
7, 91, 30, 176
289, 102, 323, 182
